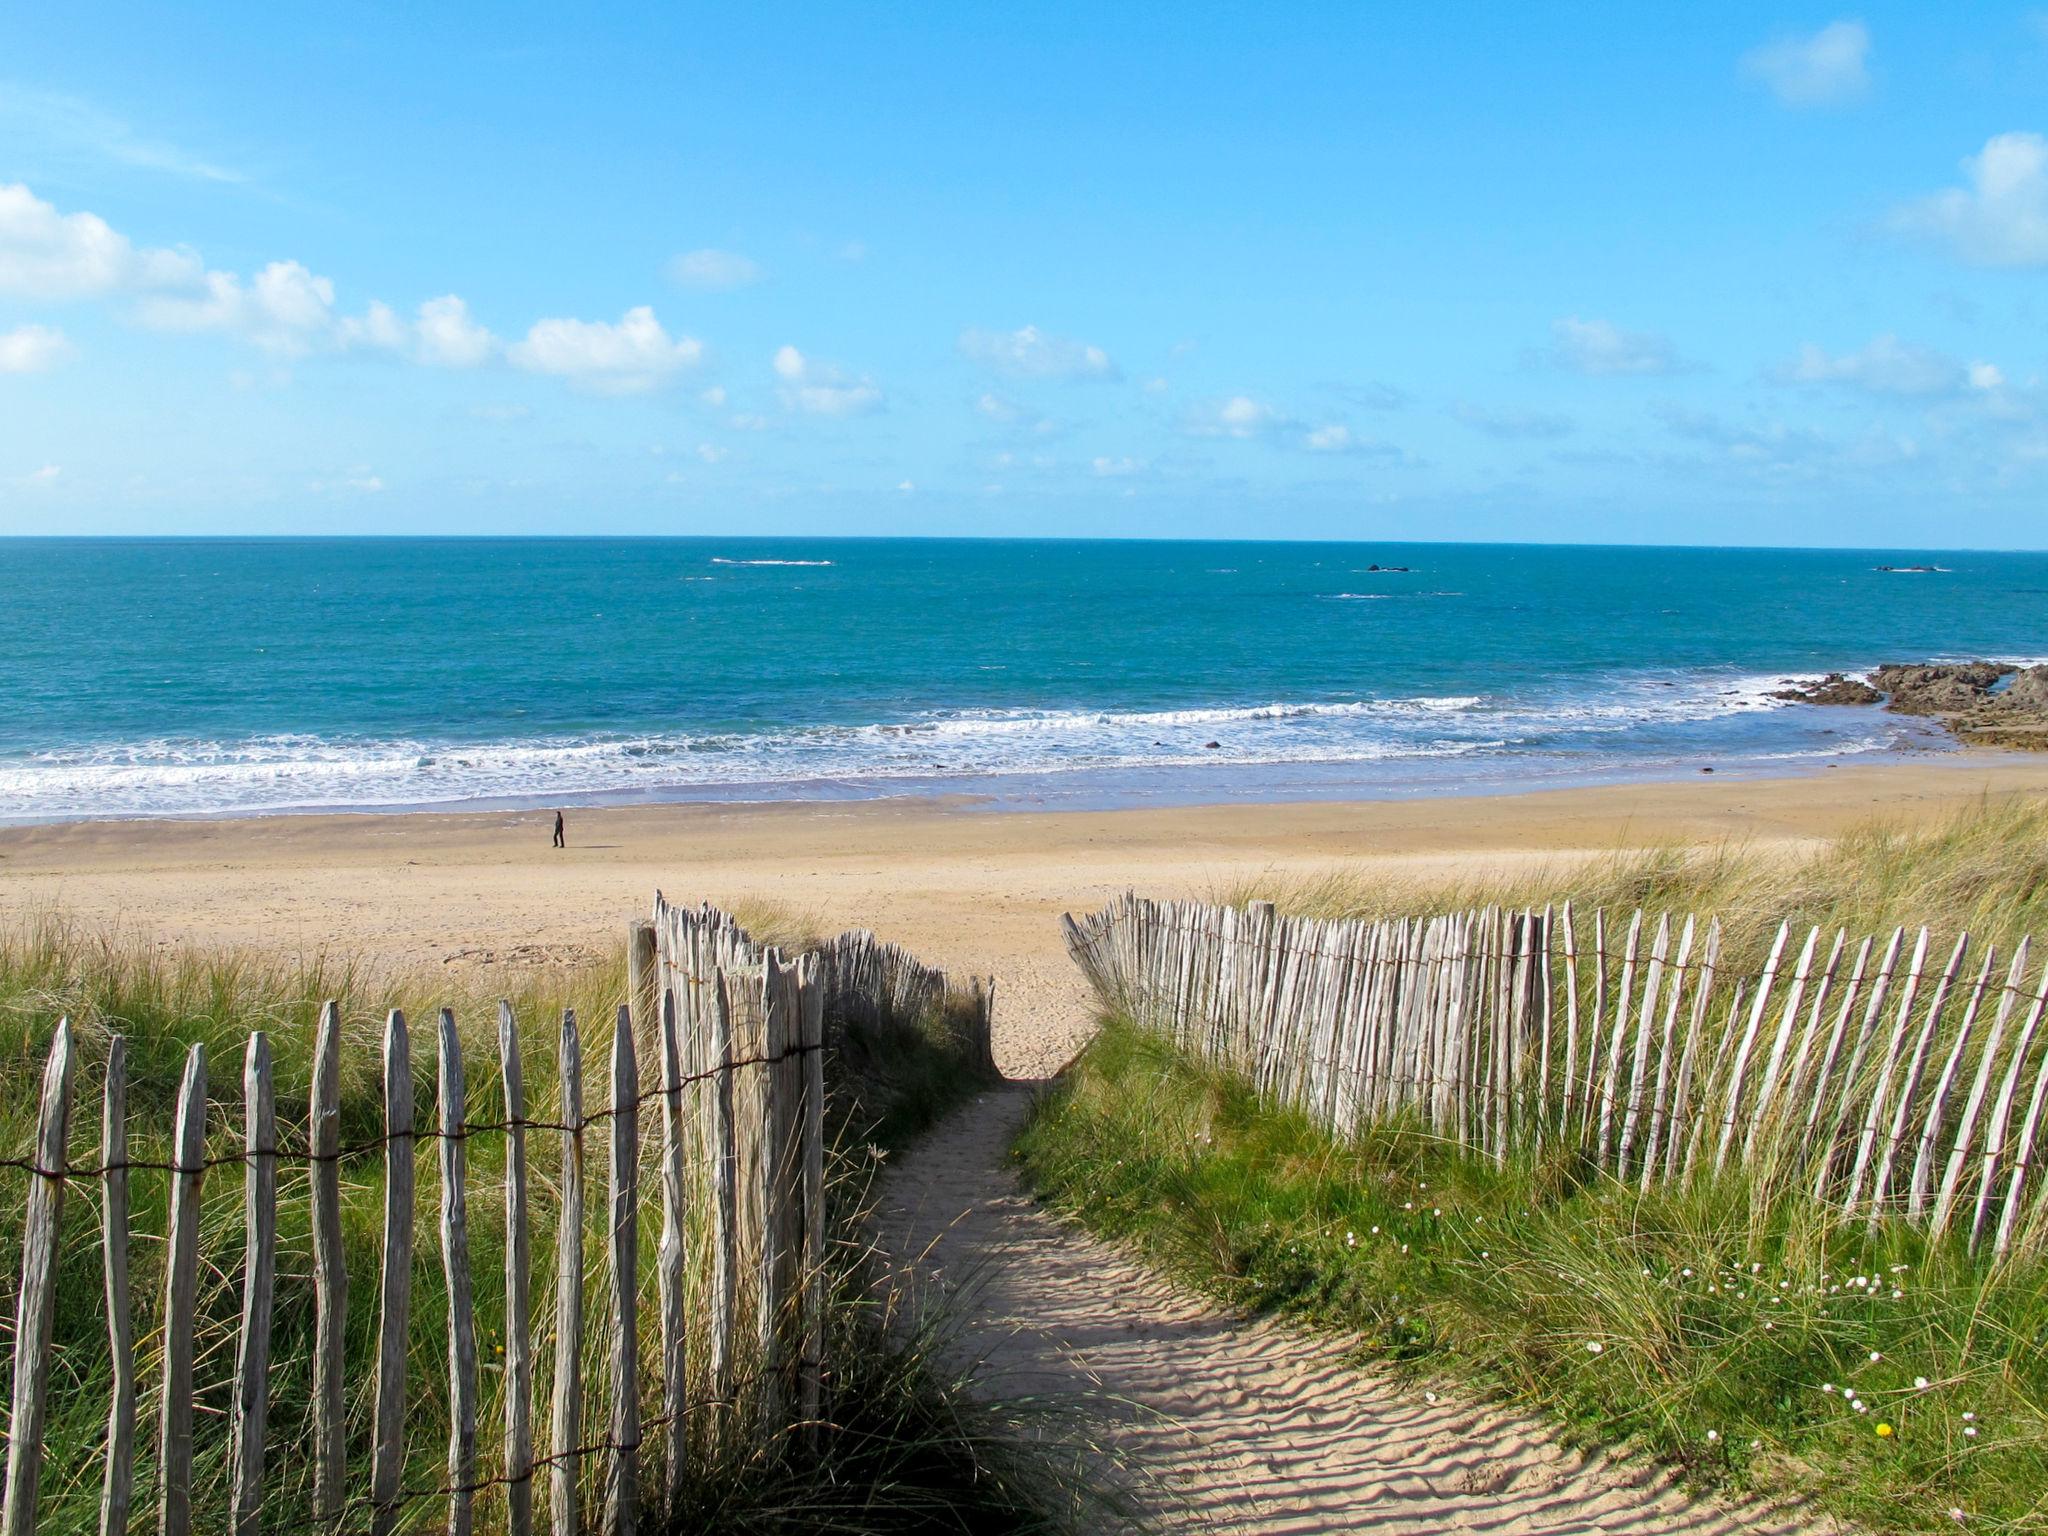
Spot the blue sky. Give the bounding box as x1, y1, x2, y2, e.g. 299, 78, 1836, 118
3, 5, 2048, 544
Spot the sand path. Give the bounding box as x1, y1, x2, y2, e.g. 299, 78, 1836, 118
878, 1077, 1833, 1536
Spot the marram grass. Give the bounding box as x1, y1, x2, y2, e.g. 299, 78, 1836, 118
1219, 792, 2048, 976
0, 911, 1066, 1536
1018, 1014, 2048, 1535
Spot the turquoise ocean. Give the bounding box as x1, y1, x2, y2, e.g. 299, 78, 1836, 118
2, 538, 2043, 822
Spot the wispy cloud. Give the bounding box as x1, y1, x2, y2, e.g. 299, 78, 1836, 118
1891, 132, 2048, 268
1451, 401, 1575, 438
773, 344, 883, 416
666, 248, 763, 290
1183, 394, 1286, 439
1543, 316, 1687, 377
1771, 334, 1977, 397
0, 85, 246, 183
0, 322, 72, 373
959, 324, 1118, 381
1740, 20, 1871, 109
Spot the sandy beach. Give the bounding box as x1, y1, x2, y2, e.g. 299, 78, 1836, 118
6, 755, 2047, 1077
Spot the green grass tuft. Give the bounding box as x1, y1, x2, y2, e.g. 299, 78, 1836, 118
1017, 1017, 2048, 1535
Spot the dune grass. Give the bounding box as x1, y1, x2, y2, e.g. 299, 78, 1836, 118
1018, 1020, 2048, 1534
1023, 798, 2048, 1534
1219, 792, 2048, 974
0, 910, 1055, 1535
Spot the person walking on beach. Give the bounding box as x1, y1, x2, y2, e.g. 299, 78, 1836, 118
552, 810, 565, 849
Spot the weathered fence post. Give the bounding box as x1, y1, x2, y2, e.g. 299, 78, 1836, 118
441, 1009, 479, 1536
552, 1010, 585, 1536
500, 1001, 536, 1536
2, 1020, 75, 1536
309, 1002, 348, 1528
157, 1042, 206, 1536
230, 1033, 277, 1536
606, 1006, 641, 1536
100, 1034, 136, 1536
371, 1011, 415, 1536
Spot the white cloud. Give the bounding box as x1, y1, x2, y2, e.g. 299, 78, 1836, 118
976, 392, 1021, 422
1304, 424, 1356, 453
667, 248, 763, 290
1185, 394, 1285, 439
0, 323, 72, 373
308, 470, 385, 495
959, 324, 1118, 381
1773, 334, 1969, 396
0, 181, 197, 300
1741, 20, 1872, 107
896, 478, 915, 492
771, 344, 883, 416
695, 443, 726, 464
20, 464, 61, 486
1452, 401, 1575, 438
1546, 316, 1683, 377
414, 295, 497, 367
134, 259, 345, 355
1091, 455, 1144, 476
1969, 361, 2006, 391
510, 306, 703, 394
1892, 132, 2048, 267
699, 385, 727, 408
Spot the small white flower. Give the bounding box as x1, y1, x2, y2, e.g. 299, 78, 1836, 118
1370, 1225, 1380, 1234
1585, 1341, 1604, 1354
1870, 1350, 1883, 1362
1854, 1401, 1869, 1414
1822, 1383, 1835, 1394
1424, 1391, 1438, 1403
1950, 1508, 1965, 1524
1963, 1426, 1977, 1438
1915, 1377, 1930, 1391
1682, 1267, 1694, 1277
1750, 1439, 1761, 1449
1962, 1411, 1976, 1422
1706, 1429, 1720, 1442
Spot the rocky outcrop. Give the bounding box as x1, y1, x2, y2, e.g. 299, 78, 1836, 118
1869, 662, 2010, 716
1950, 665, 2048, 750
1766, 659, 2048, 751
1768, 673, 1882, 706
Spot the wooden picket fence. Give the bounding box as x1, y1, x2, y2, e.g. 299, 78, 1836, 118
1062, 894, 2048, 1258
0, 900, 995, 1536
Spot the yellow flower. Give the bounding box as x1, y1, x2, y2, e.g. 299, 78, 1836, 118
1875, 1423, 1894, 1438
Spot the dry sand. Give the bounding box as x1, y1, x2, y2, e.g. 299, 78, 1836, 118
3, 756, 2045, 1079
6, 759, 2039, 1532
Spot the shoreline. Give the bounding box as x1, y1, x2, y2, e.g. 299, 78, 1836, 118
0, 723, 1977, 827
7, 755, 2048, 1077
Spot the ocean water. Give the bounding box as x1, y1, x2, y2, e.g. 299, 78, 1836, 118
1, 538, 2043, 822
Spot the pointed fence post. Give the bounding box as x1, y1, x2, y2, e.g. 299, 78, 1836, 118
309, 1002, 348, 1529
500, 1002, 536, 1536
605, 1007, 641, 1536
441, 1009, 479, 1536
2, 1020, 75, 1536
371, 1011, 415, 1536
230, 1033, 277, 1536
656, 988, 688, 1512
100, 1035, 137, 1536
551, 1011, 585, 1536
157, 1043, 207, 1536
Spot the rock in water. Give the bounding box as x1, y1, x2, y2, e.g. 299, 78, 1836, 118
1769, 673, 1882, 706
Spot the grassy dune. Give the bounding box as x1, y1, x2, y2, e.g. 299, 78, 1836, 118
1024, 799, 2048, 1534
0, 911, 1055, 1535
1220, 793, 2048, 974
